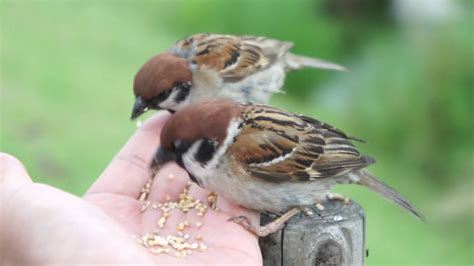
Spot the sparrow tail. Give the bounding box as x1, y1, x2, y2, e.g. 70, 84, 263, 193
285, 53, 348, 72
350, 169, 425, 221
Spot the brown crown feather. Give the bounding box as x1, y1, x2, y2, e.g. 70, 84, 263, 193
133, 52, 192, 100
160, 100, 242, 149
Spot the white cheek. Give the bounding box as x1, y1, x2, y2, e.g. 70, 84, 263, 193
157, 89, 179, 110
182, 141, 207, 183
158, 88, 191, 111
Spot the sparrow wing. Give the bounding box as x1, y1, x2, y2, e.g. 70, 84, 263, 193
171, 33, 293, 82
229, 105, 374, 183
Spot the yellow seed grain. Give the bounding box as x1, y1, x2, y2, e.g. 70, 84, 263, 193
158, 217, 166, 228
141, 201, 151, 212
195, 221, 203, 228
150, 247, 164, 254
139, 192, 147, 201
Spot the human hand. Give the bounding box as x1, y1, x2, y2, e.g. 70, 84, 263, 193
0, 112, 261, 265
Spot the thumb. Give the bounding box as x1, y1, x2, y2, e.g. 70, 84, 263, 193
0, 153, 33, 192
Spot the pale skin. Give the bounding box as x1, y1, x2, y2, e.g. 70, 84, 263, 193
0, 112, 261, 265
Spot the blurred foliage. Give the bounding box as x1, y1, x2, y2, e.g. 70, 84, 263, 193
1, 0, 472, 264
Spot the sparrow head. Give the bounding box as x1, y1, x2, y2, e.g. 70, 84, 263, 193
131, 53, 193, 119
152, 100, 242, 169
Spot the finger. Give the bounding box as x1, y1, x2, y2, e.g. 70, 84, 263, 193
0, 153, 33, 192
147, 163, 190, 203
86, 111, 171, 197
141, 163, 189, 233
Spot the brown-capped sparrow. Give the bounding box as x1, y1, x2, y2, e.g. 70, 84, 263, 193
151, 100, 423, 237
131, 33, 346, 118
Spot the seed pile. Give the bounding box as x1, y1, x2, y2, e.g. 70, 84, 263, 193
135, 180, 216, 258
135, 233, 208, 257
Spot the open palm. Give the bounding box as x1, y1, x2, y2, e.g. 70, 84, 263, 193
0, 112, 261, 265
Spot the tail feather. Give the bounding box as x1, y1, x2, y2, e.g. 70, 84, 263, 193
285, 53, 348, 72
351, 169, 425, 221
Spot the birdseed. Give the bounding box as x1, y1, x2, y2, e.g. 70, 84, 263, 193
141, 201, 151, 212
135, 183, 211, 258
208, 192, 218, 209
157, 217, 166, 228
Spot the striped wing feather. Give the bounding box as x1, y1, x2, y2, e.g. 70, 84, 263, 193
229, 105, 374, 183
171, 33, 293, 82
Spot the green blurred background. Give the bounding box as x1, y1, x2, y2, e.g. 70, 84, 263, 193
1, 0, 472, 264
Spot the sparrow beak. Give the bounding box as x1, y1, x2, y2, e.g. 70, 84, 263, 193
152, 146, 177, 169
131, 96, 148, 120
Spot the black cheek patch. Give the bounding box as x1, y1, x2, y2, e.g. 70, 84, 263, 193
175, 154, 200, 185
195, 139, 217, 166
174, 82, 191, 103
175, 153, 185, 168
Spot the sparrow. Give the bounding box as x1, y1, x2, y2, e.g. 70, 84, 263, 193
131, 33, 347, 119
152, 100, 423, 236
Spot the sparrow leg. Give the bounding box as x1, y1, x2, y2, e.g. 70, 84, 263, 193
228, 207, 302, 237
326, 192, 351, 204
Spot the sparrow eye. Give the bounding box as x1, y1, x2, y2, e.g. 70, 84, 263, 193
156, 89, 172, 101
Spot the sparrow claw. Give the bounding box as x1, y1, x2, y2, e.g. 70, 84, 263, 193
228, 207, 302, 237
315, 202, 325, 211
300, 206, 314, 216
326, 193, 351, 204
228, 215, 279, 237
228, 216, 252, 230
